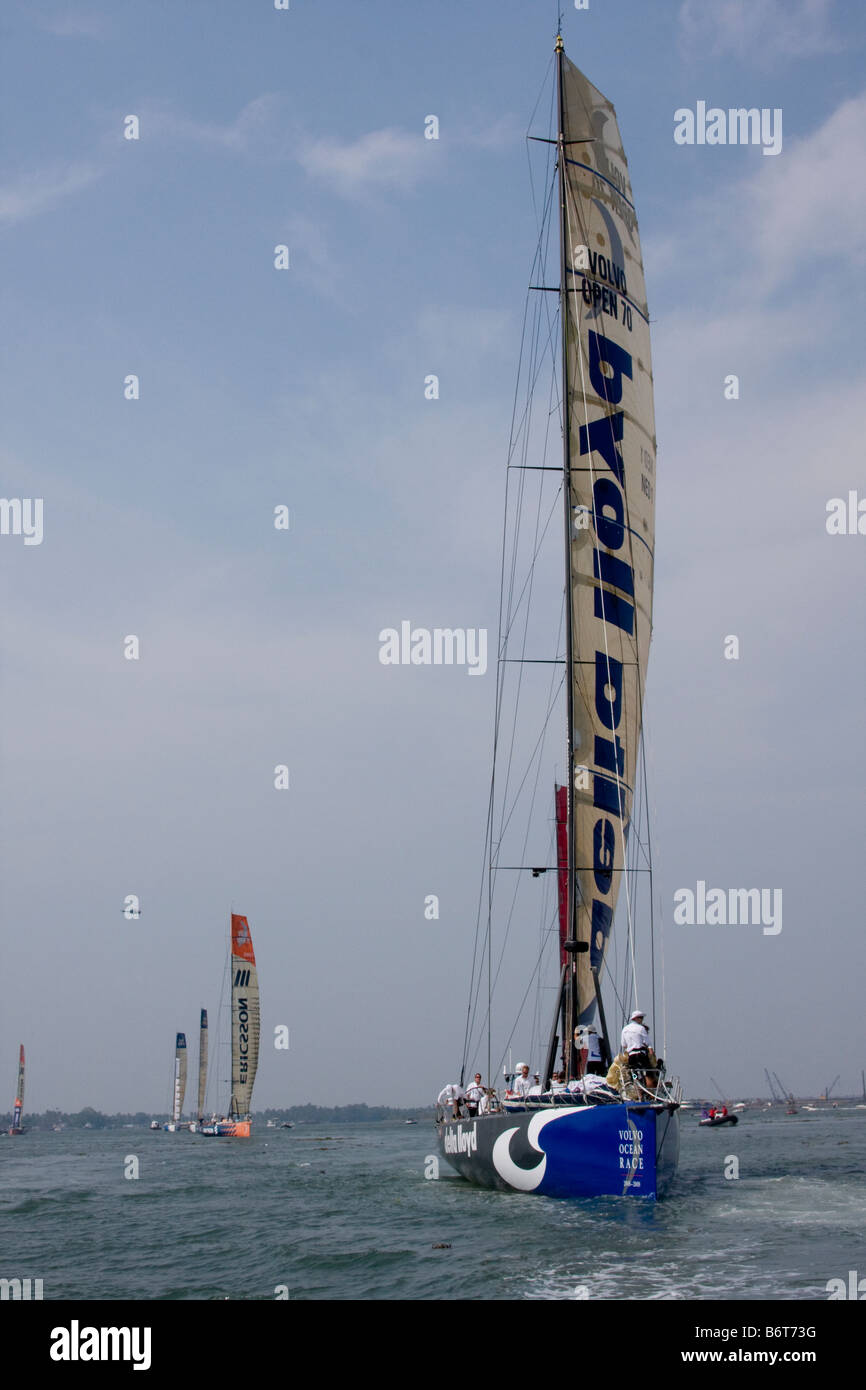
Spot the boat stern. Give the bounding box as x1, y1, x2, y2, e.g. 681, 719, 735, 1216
437, 1100, 680, 1199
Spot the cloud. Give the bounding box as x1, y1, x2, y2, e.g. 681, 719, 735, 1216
38, 9, 110, 40
295, 114, 522, 199
461, 114, 525, 152
297, 127, 431, 198
0, 96, 287, 230
281, 214, 343, 302
748, 92, 866, 284
142, 94, 287, 158
647, 90, 866, 305
678, 0, 840, 61
0, 95, 288, 231
0, 161, 103, 226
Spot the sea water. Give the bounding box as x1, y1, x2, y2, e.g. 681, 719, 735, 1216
0, 1108, 862, 1300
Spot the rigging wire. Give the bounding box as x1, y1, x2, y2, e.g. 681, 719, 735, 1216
467, 260, 567, 1066
459, 148, 559, 1082
466, 661, 565, 1064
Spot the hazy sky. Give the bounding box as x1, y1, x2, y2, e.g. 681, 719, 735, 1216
2, 0, 864, 1114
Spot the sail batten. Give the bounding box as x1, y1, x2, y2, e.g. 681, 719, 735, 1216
560, 55, 656, 1028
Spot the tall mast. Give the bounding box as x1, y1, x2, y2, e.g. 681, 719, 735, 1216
555, 33, 580, 1080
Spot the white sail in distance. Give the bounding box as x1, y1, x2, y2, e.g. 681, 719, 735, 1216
560, 56, 657, 1022
172, 1033, 187, 1124
230, 914, 260, 1118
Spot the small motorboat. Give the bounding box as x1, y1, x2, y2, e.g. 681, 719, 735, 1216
699, 1111, 738, 1127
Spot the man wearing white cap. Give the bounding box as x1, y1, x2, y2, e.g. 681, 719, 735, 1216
620, 1010, 651, 1066
511, 1063, 533, 1099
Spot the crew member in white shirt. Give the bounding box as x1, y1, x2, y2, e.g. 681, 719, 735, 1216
437, 1083, 465, 1118
511, 1063, 533, 1098
586, 1026, 604, 1075
464, 1073, 485, 1116
620, 1011, 651, 1067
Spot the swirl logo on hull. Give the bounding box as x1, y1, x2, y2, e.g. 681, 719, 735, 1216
491, 1109, 593, 1191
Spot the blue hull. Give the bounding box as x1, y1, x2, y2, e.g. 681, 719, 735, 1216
437, 1101, 679, 1199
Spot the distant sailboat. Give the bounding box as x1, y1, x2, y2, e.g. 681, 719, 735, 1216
192, 1008, 208, 1131
164, 1033, 187, 1131
200, 914, 260, 1138
9, 1045, 25, 1135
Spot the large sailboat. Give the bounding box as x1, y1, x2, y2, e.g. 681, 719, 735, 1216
436, 35, 680, 1199
164, 1033, 188, 1131
200, 914, 260, 1138
9, 1045, 25, 1135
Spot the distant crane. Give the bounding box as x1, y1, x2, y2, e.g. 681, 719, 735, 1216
773, 1071, 792, 1098
764, 1068, 781, 1102
821, 1074, 841, 1102
774, 1072, 797, 1112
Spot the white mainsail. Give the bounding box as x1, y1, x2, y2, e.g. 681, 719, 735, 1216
172, 1033, 187, 1124
560, 56, 657, 1023
230, 914, 260, 1119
